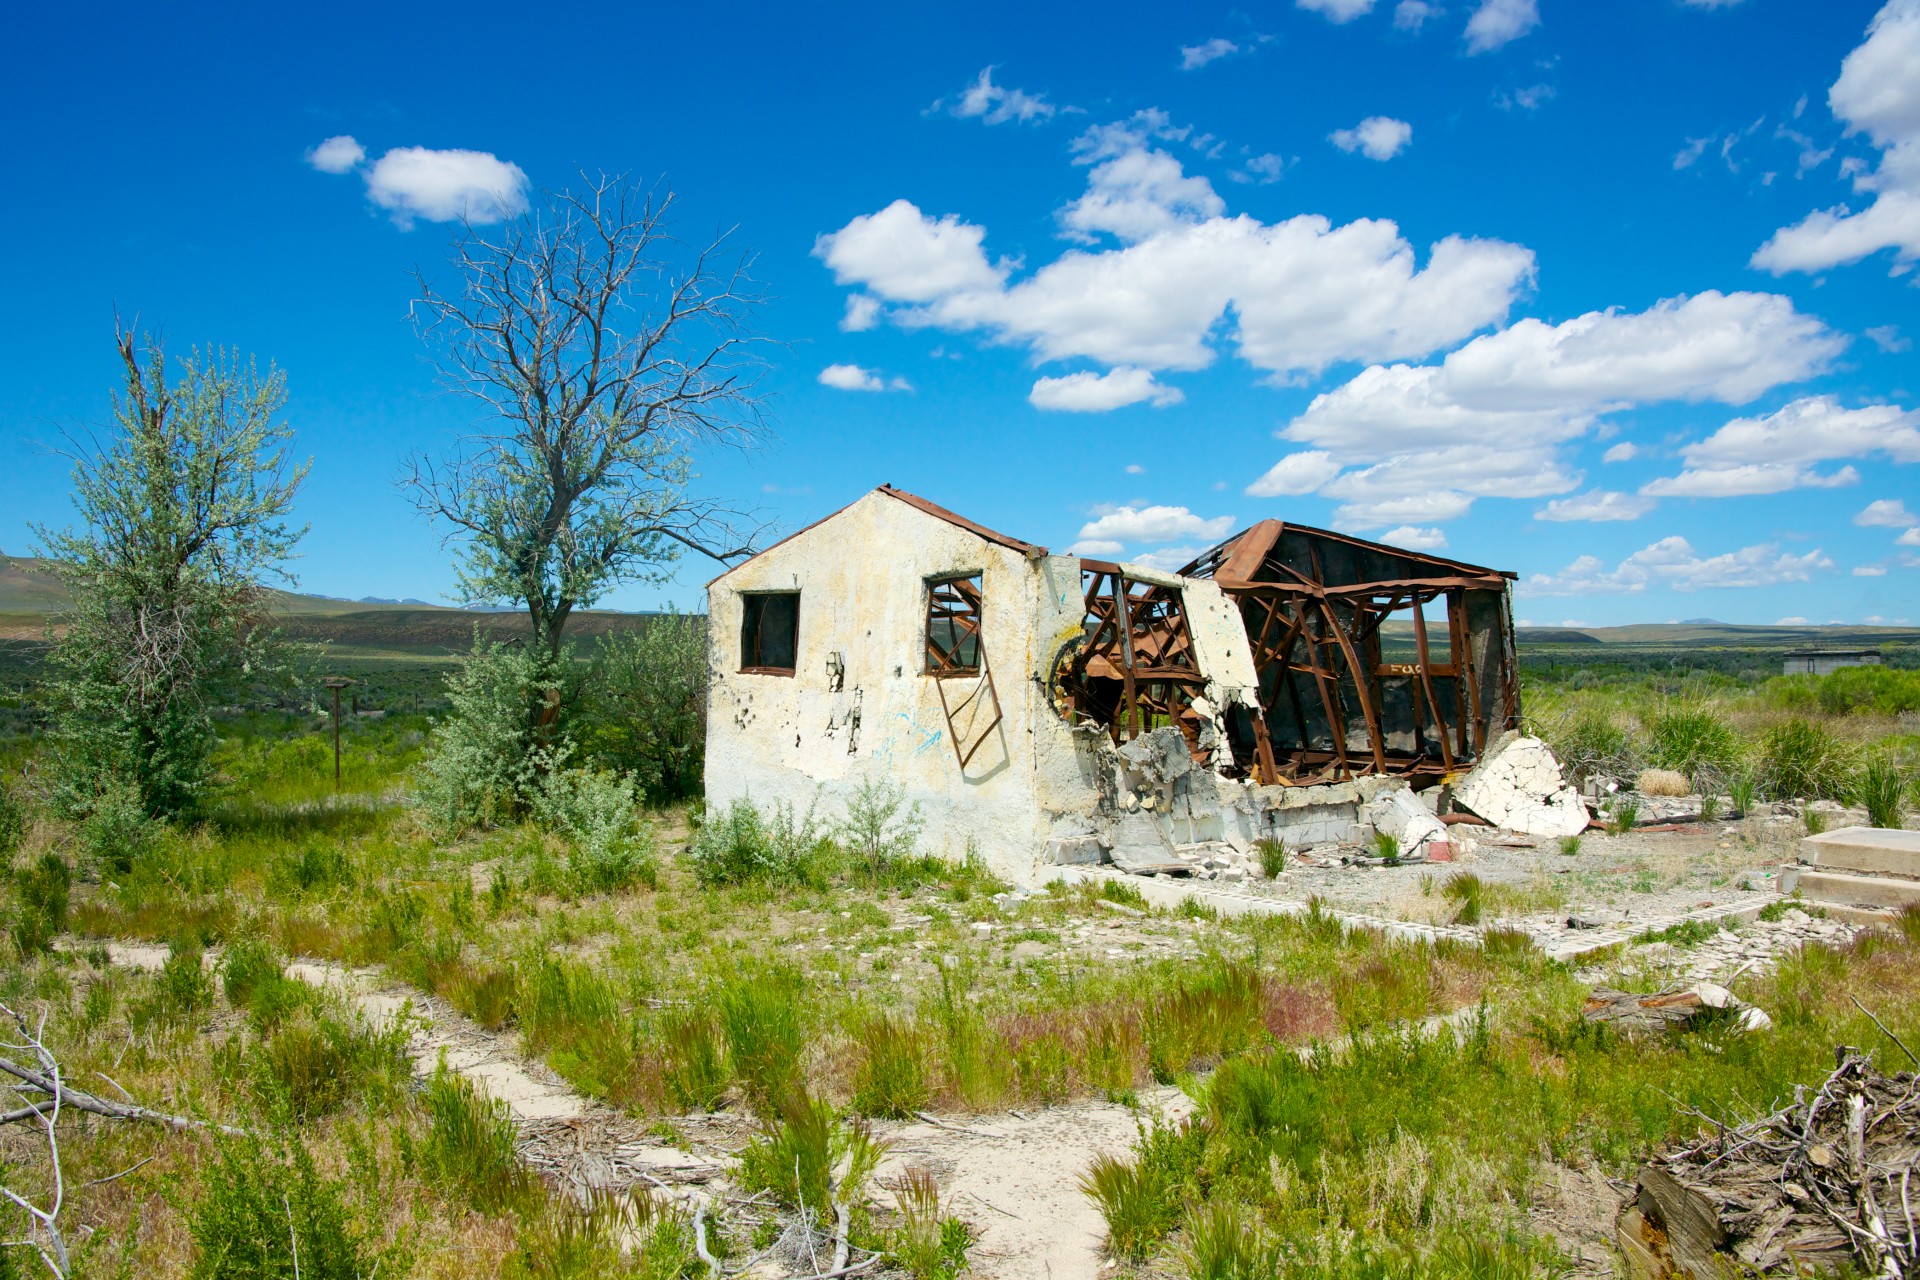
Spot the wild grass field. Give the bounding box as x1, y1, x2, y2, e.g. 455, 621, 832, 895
0, 652, 1917, 1279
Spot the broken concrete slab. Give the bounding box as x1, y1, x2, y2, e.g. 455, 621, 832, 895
1362, 786, 1449, 859
1788, 868, 1920, 913
1044, 834, 1106, 865
1798, 826, 1920, 879
1108, 809, 1181, 872
1453, 734, 1588, 838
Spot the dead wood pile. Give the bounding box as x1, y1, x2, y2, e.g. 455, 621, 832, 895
1618, 1047, 1920, 1278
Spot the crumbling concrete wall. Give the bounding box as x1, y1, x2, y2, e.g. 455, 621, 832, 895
705, 492, 1087, 883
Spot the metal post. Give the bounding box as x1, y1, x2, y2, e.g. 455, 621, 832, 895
322, 677, 354, 790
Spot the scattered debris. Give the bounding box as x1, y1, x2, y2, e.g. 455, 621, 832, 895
1583, 983, 1773, 1036
1618, 1048, 1920, 1277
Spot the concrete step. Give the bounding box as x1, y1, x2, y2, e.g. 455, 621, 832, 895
1791, 868, 1920, 914
1800, 826, 1920, 879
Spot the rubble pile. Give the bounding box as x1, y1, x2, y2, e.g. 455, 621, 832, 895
1618, 1049, 1920, 1278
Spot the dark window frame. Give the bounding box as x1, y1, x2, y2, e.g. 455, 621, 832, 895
925, 573, 984, 677
739, 590, 800, 675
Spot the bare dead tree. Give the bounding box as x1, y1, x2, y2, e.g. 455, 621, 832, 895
0, 1005, 72, 1278
403, 173, 771, 660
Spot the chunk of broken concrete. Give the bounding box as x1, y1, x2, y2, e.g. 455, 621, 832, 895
1107, 810, 1186, 873
1454, 733, 1589, 838
1582, 983, 1773, 1035
1361, 785, 1450, 859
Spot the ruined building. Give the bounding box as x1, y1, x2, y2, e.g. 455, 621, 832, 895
704, 486, 1520, 884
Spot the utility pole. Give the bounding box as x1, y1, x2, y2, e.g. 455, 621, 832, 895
322, 677, 355, 788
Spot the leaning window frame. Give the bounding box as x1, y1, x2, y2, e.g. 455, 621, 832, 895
924, 573, 984, 678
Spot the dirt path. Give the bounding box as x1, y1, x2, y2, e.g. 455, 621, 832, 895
872, 1091, 1189, 1280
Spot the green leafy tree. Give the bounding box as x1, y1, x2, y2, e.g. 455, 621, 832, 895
35, 328, 307, 821
579, 611, 708, 803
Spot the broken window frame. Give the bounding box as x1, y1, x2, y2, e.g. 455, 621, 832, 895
924, 573, 984, 678
738, 590, 801, 675
1051, 563, 1212, 757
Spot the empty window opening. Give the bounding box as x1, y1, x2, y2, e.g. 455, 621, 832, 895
740, 591, 800, 674
926, 575, 983, 676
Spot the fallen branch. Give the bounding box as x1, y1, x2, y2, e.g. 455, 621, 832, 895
0, 1055, 243, 1136
1852, 995, 1920, 1069
913, 1111, 1000, 1138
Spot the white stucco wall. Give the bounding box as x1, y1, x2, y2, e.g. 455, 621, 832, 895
704, 491, 1086, 883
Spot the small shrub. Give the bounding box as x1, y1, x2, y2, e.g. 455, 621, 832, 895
1805, 807, 1829, 836
1181, 1198, 1274, 1280
1097, 879, 1148, 910
852, 1013, 930, 1118
77, 778, 155, 873
839, 777, 924, 877
1645, 704, 1742, 783
420, 1064, 528, 1211
886, 1168, 973, 1280
737, 1091, 884, 1218
1635, 768, 1690, 798
1760, 718, 1856, 802
1547, 708, 1636, 781
9, 853, 70, 956
222, 938, 309, 1030
1255, 837, 1286, 877
270, 841, 353, 895
252, 1009, 411, 1121
1481, 925, 1538, 960
143, 945, 214, 1024
528, 757, 657, 894
687, 797, 825, 887
578, 611, 709, 806
415, 635, 555, 829
1079, 1119, 1202, 1260
1442, 873, 1485, 926
1557, 835, 1581, 857
1858, 755, 1910, 829
1897, 902, 1920, 946
189, 1129, 379, 1280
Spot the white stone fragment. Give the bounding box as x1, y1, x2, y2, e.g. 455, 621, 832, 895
1361, 785, 1450, 858
1453, 734, 1588, 837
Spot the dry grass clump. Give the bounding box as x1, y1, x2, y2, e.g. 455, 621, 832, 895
1635, 768, 1691, 797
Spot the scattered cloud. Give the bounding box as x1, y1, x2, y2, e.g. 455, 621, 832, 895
1536, 490, 1656, 522
306, 135, 365, 174
1603, 442, 1639, 463
1682, 0, 1748, 7
1496, 83, 1556, 112
1901, 527, 1920, 546
1073, 504, 1236, 548
1247, 450, 1343, 497
1297, 0, 1378, 22
941, 67, 1057, 125
1180, 37, 1239, 70
1867, 324, 1912, 352
1856, 497, 1917, 526
1130, 545, 1209, 571
1029, 366, 1184, 411
1776, 616, 1812, 625
1753, 0, 1920, 274
1330, 116, 1414, 161
1674, 137, 1713, 170
1380, 525, 1449, 550
816, 135, 1534, 382
1522, 536, 1834, 595
818, 363, 911, 392
1231, 153, 1290, 185
841, 295, 882, 332
1394, 1, 1440, 31
1068, 538, 1125, 557
1855, 565, 1890, 575
361, 146, 529, 228
1641, 396, 1918, 496
1268, 291, 1842, 525
1125, 463, 1146, 474
1464, 0, 1540, 53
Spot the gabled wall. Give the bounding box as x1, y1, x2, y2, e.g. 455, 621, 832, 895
704, 490, 1086, 882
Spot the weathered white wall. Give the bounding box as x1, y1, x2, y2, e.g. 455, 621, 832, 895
705, 491, 1088, 883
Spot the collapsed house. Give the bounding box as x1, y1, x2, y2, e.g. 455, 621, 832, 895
704, 486, 1523, 884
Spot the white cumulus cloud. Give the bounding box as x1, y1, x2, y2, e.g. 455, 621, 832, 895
815, 200, 1008, 302
1856, 564, 1891, 575
1858, 497, 1918, 525
1641, 396, 1918, 496
1331, 116, 1414, 161
1464, 0, 1540, 52
1029, 367, 1184, 411
1603, 442, 1639, 463
1247, 450, 1343, 497
818, 363, 910, 392
1380, 525, 1449, 550
1753, 0, 1920, 274
1270, 292, 1842, 526
1394, 1, 1439, 31
1522, 536, 1834, 595
1536, 491, 1656, 522
306, 135, 365, 173
1180, 37, 1239, 70
1075, 505, 1236, 546
841, 295, 882, 332
1901, 527, 1920, 546
363, 146, 529, 228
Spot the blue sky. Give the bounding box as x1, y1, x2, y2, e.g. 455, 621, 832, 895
3, 0, 1917, 625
